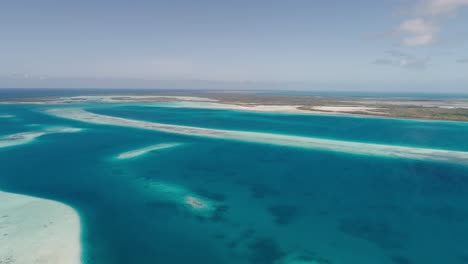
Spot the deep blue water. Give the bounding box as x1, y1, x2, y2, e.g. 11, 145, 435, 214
2, 91, 468, 264
0, 88, 204, 99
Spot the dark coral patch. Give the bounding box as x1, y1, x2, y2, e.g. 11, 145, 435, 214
248, 237, 285, 264
268, 205, 299, 225
211, 205, 230, 223
145, 200, 179, 211
339, 218, 407, 249
249, 183, 280, 199
240, 228, 256, 240
195, 188, 226, 202
391, 255, 412, 264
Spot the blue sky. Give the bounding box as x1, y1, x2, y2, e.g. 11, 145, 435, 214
1, 0, 468, 91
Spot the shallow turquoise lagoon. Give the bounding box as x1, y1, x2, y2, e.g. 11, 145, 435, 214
2, 102, 468, 264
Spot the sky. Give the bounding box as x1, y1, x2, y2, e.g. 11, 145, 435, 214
1, 0, 468, 91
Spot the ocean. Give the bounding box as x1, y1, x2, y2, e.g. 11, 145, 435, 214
1, 89, 468, 264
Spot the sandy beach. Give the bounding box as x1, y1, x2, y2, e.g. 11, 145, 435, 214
0, 191, 81, 264
309, 105, 384, 114
162, 101, 313, 113
147, 101, 391, 116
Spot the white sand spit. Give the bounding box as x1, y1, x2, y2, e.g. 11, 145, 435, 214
145, 101, 312, 114
45, 108, 468, 165
0, 127, 82, 149
0, 191, 81, 264
116, 143, 181, 159
311, 106, 383, 114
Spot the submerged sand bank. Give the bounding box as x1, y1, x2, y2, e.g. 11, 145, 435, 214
146, 181, 220, 218
46, 108, 468, 165
0, 191, 81, 264
116, 143, 181, 159
0, 127, 82, 149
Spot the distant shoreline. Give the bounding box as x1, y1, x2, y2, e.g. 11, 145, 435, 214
1, 91, 468, 122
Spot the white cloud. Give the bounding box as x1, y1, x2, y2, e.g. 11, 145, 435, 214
374, 59, 394, 66
397, 0, 468, 46
399, 18, 438, 46
399, 56, 431, 68
418, 0, 468, 16
374, 50, 430, 69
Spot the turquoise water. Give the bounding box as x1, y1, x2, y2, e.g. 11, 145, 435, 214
2, 100, 468, 264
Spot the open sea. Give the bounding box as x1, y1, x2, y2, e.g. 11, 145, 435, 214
1, 89, 468, 264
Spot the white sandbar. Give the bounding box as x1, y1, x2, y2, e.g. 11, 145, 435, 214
116, 143, 181, 159
311, 106, 384, 114
0, 191, 81, 264
145, 101, 391, 116
145, 101, 314, 114
45, 108, 468, 165
0, 127, 81, 149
